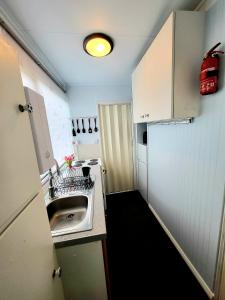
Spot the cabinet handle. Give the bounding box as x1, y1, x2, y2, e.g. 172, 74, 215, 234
140, 115, 145, 118
18, 103, 33, 113
145, 113, 150, 118
52, 267, 62, 278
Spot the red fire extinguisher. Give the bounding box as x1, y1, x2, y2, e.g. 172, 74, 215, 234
200, 42, 224, 95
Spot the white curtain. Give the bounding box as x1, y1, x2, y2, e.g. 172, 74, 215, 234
98, 103, 134, 194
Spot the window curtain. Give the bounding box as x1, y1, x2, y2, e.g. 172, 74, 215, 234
98, 103, 134, 194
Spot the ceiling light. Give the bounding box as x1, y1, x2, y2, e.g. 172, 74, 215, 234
83, 33, 113, 57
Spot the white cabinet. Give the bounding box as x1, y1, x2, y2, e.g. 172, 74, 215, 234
132, 11, 204, 123
0, 36, 41, 233
137, 143, 147, 164
24, 87, 54, 174
0, 35, 64, 300
137, 161, 148, 201
136, 143, 148, 201
56, 240, 108, 300
0, 193, 65, 300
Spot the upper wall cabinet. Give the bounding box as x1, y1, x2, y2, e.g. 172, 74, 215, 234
132, 11, 205, 123
0, 37, 41, 233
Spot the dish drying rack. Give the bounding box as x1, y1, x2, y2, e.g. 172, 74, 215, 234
53, 167, 94, 195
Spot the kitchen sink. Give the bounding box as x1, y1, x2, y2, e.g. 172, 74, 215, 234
47, 191, 94, 236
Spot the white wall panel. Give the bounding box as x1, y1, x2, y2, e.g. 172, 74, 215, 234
147, 0, 225, 290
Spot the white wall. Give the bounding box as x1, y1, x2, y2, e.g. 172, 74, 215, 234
1, 27, 72, 165
147, 0, 225, 291
68, 85, 132, 144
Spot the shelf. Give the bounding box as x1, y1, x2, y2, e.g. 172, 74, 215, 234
136, 123, 147, 145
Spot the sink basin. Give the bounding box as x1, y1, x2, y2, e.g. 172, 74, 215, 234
47, 192, 94, 236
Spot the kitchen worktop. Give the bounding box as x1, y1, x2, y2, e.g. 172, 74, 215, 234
46, 163, 107, 248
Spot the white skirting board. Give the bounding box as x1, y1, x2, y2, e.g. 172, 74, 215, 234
147, 202, 214, 299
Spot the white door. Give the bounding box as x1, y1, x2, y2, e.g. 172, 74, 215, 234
98, 103, 134, 194
0, 192, 65, 300
0, 36, 41, 233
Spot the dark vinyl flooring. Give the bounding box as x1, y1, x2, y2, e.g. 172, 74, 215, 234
106, 191, 209, 300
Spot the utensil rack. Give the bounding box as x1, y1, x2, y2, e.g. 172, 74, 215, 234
73, 115, 97, 120
71, 116, 98, 135
53, 167, 94, 195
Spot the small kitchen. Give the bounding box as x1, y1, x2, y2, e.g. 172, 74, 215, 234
1, 0, 225, 300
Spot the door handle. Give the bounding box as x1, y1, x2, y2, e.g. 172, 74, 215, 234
18, 103, 33, 113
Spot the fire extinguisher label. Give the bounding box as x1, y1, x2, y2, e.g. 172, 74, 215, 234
200, 77, 218, 95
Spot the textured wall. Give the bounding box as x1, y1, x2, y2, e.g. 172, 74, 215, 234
147, 0, 225, 290
68, 85, 131, 144
1, 28, 72, 165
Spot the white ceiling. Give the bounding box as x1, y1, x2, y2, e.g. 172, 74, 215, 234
2, 0, 201, 86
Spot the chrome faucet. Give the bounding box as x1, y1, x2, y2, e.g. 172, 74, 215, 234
48, 159, 60, 200
48, 172, 56, 200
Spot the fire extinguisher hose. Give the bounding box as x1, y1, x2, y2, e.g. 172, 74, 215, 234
205, 42, 224, 58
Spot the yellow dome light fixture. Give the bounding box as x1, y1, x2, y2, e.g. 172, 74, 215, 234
83, 33, 114, 58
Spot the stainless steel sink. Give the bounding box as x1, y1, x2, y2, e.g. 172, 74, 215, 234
47, 191, 94, 236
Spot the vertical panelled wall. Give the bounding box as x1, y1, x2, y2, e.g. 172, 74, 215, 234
0, 27, 72, 165
147, 0, 225, 290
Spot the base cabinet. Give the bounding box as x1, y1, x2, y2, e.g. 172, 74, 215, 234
0, 193, 64, 300
136, 143, 148, 201
56, 240, 108, 300
137, 161, 148, 201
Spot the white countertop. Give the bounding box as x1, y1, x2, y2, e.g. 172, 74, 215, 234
49, 163, 107, 248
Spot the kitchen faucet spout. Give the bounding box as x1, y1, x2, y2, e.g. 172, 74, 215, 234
48, 159, 60, 200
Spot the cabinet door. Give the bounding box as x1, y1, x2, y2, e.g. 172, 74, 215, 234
0, 193, 64, 300
132, 13, 174, 123
137, 161, 148, 201
143, 13, 173, 121
132, 60, 147, 123
0, 36, 40, 233
56, 241, 107, 300
137, 143, 147, 164
24, 87, 54, 174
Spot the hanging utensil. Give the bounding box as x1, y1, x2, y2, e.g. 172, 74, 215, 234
88, 118, 92, 133
82, 118, 86, 133
72, 119, 76, 136
94, 117, 98, 132
76, 119, 80, 134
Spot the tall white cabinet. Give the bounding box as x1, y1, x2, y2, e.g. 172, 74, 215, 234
0, 35, 64, 299
132, 11, 204, 123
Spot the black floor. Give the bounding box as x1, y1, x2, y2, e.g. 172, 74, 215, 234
106, 191, 209, 300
